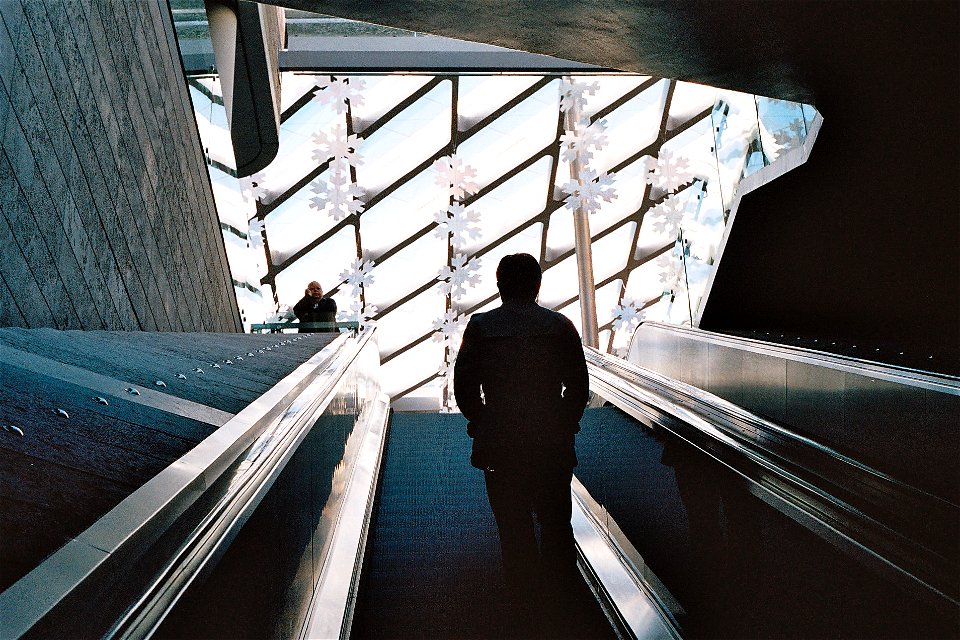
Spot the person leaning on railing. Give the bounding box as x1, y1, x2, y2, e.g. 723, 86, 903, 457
293, 281, 337, 333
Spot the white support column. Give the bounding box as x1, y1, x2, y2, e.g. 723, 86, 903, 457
565, 100, 600, 348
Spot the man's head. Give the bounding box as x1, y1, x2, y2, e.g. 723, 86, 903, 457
306, 281, 323, 299
496, 253, 542, 302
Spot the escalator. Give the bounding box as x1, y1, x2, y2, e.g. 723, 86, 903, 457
5, 324, 956, 638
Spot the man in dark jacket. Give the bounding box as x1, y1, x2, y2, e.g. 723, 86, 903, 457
293, 281, 337, 333
453, 253, 589, 612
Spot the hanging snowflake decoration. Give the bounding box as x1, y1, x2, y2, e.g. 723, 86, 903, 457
644, 151, 694, 192
649, 195, 687, 235
308, 173, 365, 221
433, 155, 479, 200
658, 257, 687, 295
239, 172, 268, 203
431, 309, 467, 344
312, 75, 366, 115
338, 300, 379, 329
656, 253, 679, 287
339, 257, 376, 297
561, 168, 617, 215
560, 117, 609, 165
246, 218, 265, 248
311, 124, 363, 167
434, 203, 482, 250
559, 78, 600, 113
438, 253, 482, 300
612, 297, 645, 332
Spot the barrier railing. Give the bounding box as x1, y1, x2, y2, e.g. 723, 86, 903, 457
250, 321, 360, 333
0, 327, 388, 640
584, 346, 959, 611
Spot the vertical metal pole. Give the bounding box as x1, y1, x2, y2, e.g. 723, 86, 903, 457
565, 96, 600, 348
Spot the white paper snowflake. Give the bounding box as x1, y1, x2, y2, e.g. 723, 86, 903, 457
656, 254, 679, 286
246, 218, 265, 248
339, 258, 376, 297
312, 75, 366, 115
649, 195, 687, 235
433, 203, 482, 249
559, 78, 600, 113
560, 117, 609, 165
645, 151, 694, 192
438, 253, 482, 300
311, 124, 363, 167
431, 309, 467, 344
339, 300, 379, 328
612, 298, 644, 332
562, 169, 617, 215
433, 155, 479, 199
308, 173, 364, 221
239, 172, 268, 203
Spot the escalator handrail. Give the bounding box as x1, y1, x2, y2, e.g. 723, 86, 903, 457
585, 346, 959, 608
0, 328, 377, 640
630, 322, 960, 392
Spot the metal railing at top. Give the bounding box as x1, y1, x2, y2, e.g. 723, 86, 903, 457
250, 321, 360, 333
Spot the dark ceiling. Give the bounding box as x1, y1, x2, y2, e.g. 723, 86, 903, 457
277, 0, 953, 108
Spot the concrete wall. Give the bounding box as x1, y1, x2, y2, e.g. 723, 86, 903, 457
0, 0, 241, 332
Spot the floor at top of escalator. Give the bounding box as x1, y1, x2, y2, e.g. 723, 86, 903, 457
350, 411, 615, 639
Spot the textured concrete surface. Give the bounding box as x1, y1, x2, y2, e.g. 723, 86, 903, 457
0, 1, 240, 332
0, 328, 338, 593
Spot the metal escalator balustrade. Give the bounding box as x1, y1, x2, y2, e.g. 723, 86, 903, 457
582, 344, 959, 630
627, 321, 960, 504
0, 328, 388, 640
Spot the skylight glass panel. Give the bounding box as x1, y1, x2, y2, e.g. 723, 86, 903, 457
279, 72, 324, 112
264, 181, 339, 263
210, 175, 248, 231
457, 80, 560, 191
273, 226, 356, 307
713, 92, 762, 187
356, 80, 452, 195
375, 283, 446, 357
592, 223, 636, 279
351, 75, 434, 133
667, 81, 722, 131
579, 81, 666, 176
624, 250, 675, 305
360, 169, 449, 256
363, 233, 448, 310
466, 156, 552, 252
756, 98, 807, 162
574, 75, 652, 118
380, 339, 444, 398
457, 75, 543, 128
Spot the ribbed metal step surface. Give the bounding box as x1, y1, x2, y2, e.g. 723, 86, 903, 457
351, 411, 615, 639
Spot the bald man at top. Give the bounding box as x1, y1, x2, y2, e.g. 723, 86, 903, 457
293, 281, 337, 333
454, 253, 589, 617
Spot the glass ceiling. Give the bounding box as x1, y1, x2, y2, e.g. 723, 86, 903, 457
186, 33, 817, 410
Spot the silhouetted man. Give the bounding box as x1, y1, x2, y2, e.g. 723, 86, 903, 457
454, 253, 589, 620
293, 281, 337, 333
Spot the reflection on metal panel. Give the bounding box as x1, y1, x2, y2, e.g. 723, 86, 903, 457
585, 347, 959, 625
627, 322, 960, 503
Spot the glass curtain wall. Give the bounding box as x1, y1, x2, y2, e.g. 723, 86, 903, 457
188, 71, 815, 408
